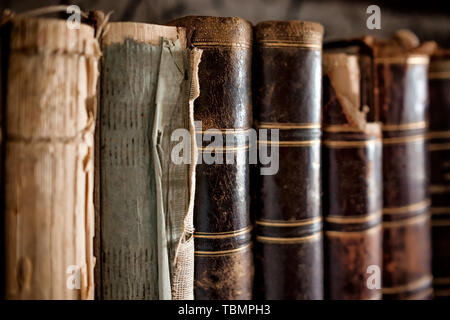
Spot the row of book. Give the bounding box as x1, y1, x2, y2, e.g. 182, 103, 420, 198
1, 8, 449, 300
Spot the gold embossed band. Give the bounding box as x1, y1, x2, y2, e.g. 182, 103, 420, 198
192, 41, 252, 49
194, 242, 252, 256
255, 21, 323, 50
325, 211, 382, 224
323, 139, 381, 148
256, 231, 322, 244
256, 216, 321, 227
258, 40, 321, 49
383, 134, 425, 145
258, 140, 320, 147
257, 122, 321, 130
383, 199, 430, 215
382, 275, 433, 294
196, 128, 252, 134
382, 121, 427, 131
194, 226, 253, 239
198, 145, 249, 153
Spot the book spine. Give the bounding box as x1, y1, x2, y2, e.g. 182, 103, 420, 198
168, 16, 254, 300
99, 22, 187, 299
374, 54, 433, 299
253, 21, 324, 299
3, 17, 99, 299
322, 53, 383, 300
428, 56, 450, 299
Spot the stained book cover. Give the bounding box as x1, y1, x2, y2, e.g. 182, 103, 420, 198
98, 22, 200, 300
322, 52, 383, 300
1, 14, 100, 299
326, 31, 434, 299
253, 20, 324, 300
371, 32, 433, 300
167, 16, 254, 300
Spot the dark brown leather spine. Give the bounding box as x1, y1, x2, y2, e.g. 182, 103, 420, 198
374, 54, 433, 300
167, 16, 253, 300
428, 53, 450, 299
322, 53, 383, 300
253, 21, 324, 300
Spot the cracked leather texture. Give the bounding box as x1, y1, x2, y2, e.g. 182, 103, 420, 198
167, 16, 254, 300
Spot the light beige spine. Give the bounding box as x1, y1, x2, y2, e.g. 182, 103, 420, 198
4, 16, 100, 299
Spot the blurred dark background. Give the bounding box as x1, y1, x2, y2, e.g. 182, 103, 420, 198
0, 0, 449, 46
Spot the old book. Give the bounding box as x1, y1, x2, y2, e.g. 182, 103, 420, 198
98, 22, 200, 300
326, 32, 433, 300
428, 48, 450, 299
167, 16, 254, 300
372, 33, 433, 300
2, 14, 100, 299
253, 21, 324, 300
322, 52, 383, 300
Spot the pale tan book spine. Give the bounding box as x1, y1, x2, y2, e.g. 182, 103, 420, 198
3, 16, 100, 299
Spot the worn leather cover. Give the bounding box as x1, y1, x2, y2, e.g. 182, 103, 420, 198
167, 16, 254, 300
326, 33, 433, 300
253, 21, 324, 300
428, 51, 450, 299
371, 37, 432, 300
322, 53, 383, 300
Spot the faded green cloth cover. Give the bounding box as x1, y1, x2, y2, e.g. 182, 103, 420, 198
100, 35, 199, 300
